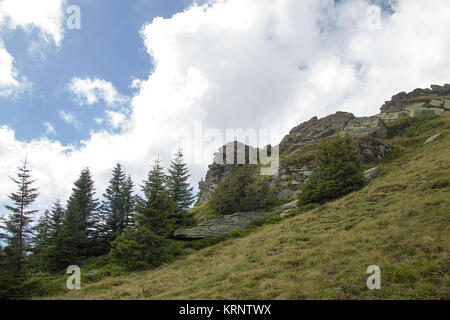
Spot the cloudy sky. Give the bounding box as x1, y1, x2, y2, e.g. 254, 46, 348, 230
0, 0, 449, 215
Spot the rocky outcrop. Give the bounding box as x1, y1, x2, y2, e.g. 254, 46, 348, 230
173, 212, 275, 239
198, 112, 389, 204
197, 141, 259, 203
380, 84, 450, 121
279, 112, 387, 154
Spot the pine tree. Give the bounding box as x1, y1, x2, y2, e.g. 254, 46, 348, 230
0, 158, 39, 271
298, 135, 365, 205
59, 168, 102, 264
102, 163, 127, 241
167, 148, 195, 212
111, 159, 178, 270
32, 200, 65, 272
122, 174, 136, 230
137, 158, 177, 237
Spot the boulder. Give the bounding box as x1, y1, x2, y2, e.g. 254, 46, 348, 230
364, 167, 379, 179
276, 200, 298, 211
424, 133, 441, 145
173, 212, 275, 239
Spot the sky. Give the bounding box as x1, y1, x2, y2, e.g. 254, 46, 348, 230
0, 0, 449, 216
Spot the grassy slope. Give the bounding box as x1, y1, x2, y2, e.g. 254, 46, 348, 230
47, 113, 450, 300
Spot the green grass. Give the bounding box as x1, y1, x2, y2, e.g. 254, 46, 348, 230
41, 112, 450, 300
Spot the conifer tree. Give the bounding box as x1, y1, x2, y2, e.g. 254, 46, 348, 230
0, 158, 39, 271
298, 135, 365, 205
59, 168, 102, 264
137, 158, 177, 237
32, 200, 65, 271
122, 174, 136, 229
111, 159, 179, 270
167, 148, 195, 212
102, 163, 127, 241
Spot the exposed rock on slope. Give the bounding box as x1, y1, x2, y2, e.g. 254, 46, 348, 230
173, 212, 275, 239
197, 85, 448, 205
380, 84, 450, 121
279, 112, 387, 154
198, 112, 389, 203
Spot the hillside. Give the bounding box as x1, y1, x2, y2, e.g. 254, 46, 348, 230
46, 111, 450, 300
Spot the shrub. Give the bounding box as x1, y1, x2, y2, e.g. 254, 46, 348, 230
298, 135, 365, 205
209, 165, 277, 215
110, 227, 164, 271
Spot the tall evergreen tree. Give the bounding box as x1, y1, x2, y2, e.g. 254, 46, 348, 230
102, 163, 126, 241
0, 158, 39, 271
58, 168, 102, 265
167, 148, 195, 212
111, 159, 179, 270
137, 158, 177, 237
32, 200, 65, 272
122, 174, 136, 230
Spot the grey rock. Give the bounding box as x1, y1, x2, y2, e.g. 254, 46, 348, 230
364, 167, 379, 179
443, 99, 450, 110
277, 200, 298, 211
279, 112, 388, 154
424, 133, 441, 145
173, 212, 275, 239
380, 84, 450, 121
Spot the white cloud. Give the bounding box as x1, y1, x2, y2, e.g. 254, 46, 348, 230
105, 110, 126, 129
58, 110, 79, 128
43, 122, 56, 136
69, 77, 129, 108
0, 0, 66, 45
0, 0, 66, 97
0, 40, 19, 93
1, 0, 450, 216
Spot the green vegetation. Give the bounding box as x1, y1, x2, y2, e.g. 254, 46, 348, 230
2, 111, 449, 300
209, 165, 278, 215
298, 135, 365, 206
43, 112, 449, 300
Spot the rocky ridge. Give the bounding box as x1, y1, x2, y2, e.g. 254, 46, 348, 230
379, 84, 450, 121
197, 84, 448, 204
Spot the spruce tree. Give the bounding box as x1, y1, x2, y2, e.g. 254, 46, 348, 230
167, 148, 195, 212
32, 200, 65, 272
122, 174, 136, 230
298, 135, 365, 205
102, 163, 126, 241
137, 158, 177, 237
111, 159, 178, 270
59, 168, 102, 264
0, 158, 39, 271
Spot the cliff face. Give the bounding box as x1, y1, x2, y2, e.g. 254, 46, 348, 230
197, 84, 448, 205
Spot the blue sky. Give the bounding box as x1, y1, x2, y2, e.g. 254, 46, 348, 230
0, 0, 449, 214
0, 0, 193, 145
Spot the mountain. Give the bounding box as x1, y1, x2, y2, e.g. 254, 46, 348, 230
42, 85, 449, 299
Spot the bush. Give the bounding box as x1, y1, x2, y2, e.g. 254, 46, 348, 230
298, 135, 365, 205
110, 227, 164, 271
209, 165, 277, 215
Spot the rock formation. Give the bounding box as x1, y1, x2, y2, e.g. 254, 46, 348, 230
379, 84, 450, 121
173, 212, 275, 239
279, 111, 387, 154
